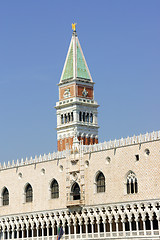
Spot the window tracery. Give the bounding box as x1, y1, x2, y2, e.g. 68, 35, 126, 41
51, 179, 59, 199
25, 184, 33, 203
96, 172, 105, 193
2, 187, 9, 206
126, 171, 138, 194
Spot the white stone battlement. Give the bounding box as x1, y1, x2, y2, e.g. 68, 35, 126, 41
0, 130, 159, 170
82, 130, 160, 154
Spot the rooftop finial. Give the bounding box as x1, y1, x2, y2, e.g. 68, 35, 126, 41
72, 23, 77, 32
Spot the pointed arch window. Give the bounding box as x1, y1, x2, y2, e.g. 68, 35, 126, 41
71, 182, 80, 200
96, 172, 105, 193
2, 187, 9, 206
25, 184, 33, 202
51, 179, 59, 199
126, 171, 138, 194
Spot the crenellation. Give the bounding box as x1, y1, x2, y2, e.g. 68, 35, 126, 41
0, 130, 159, 171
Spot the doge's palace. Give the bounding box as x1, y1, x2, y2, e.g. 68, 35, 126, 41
0, 26, 160, 240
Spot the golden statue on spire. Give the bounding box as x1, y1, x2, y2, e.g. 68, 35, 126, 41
72, 23, 77, 32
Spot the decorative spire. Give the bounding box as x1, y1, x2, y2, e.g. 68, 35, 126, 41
59, 25, 93, 83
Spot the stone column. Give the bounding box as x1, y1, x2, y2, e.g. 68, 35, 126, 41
122, 221, 126, 237
74, 224, 77, 239
46, 223, 49, 240
2, 227, 5, 240
150, 218, 154, 236
80, 223, 82, 239
11, 227, 14, 240
26, 226, 29, 239
22, 227, 24, 240
42, 224, 44, 240
115, 219, 119, 236
36, 225, 39, 240
109, 221, 112, 237
135, 215, 139, 236
68, 223, 71, 239
103, 220, 106, 237
90, 218, 94, 238
31, 227, 34, 240
142, 216, 146, 236
17, 229, 19, 240
84, 218, 88, 239
129, 221, 132, 236
62, 220, 66, 239
97, 219, 100, 238
75, 111, 79, 123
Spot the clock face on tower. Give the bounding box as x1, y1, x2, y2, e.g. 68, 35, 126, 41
82, 88, 88, 97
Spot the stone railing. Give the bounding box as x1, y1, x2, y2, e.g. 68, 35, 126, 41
0, 130, 159, 171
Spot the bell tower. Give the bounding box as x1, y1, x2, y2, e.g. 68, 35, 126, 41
55, 25, 99, 151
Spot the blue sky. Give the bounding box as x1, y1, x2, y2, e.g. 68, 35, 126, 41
0, 1, 160, 163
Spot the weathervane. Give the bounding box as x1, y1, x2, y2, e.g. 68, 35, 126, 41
72, 23, 77, 32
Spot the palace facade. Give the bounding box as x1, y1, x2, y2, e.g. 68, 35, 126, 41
0, 28, 160, 240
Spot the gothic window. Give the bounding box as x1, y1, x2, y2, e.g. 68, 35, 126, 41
51, 179, 59, 199
126, 171, 138, 194
96, 172, 105, 193
25, 184, 33, 202
90, 113, 93, 123
71, 182, 80, 200
79, 112, 82, 121
2, 187, 9, 206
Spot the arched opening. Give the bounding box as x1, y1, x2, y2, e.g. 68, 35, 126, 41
71, 112, 74, 121
86, 113, 89, 122
125, 215, 130, 231
2, 187, 9, 206
71, 182, 80, 200
99, 217, 104, 232
61, 115, 64, 124
51, 179, 59, 199
126, 171, 138, 194
83, 112, 85, 122
153, 212, 158, 230
145, 213, 151, 230
131, 214, 136, 231
25, 184, 33, 203
90, 113, 93, 123
96, 172, 105, 193
118, 215, 123, 231
138, 213, 143, 230
79, 112, 82, 121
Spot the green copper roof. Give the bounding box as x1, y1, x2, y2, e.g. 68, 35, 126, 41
60, 34, 92, 83
77, 42, 90, 80
62, 43, 73, 81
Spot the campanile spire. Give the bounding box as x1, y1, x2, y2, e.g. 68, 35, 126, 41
55, 26, 99, 151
